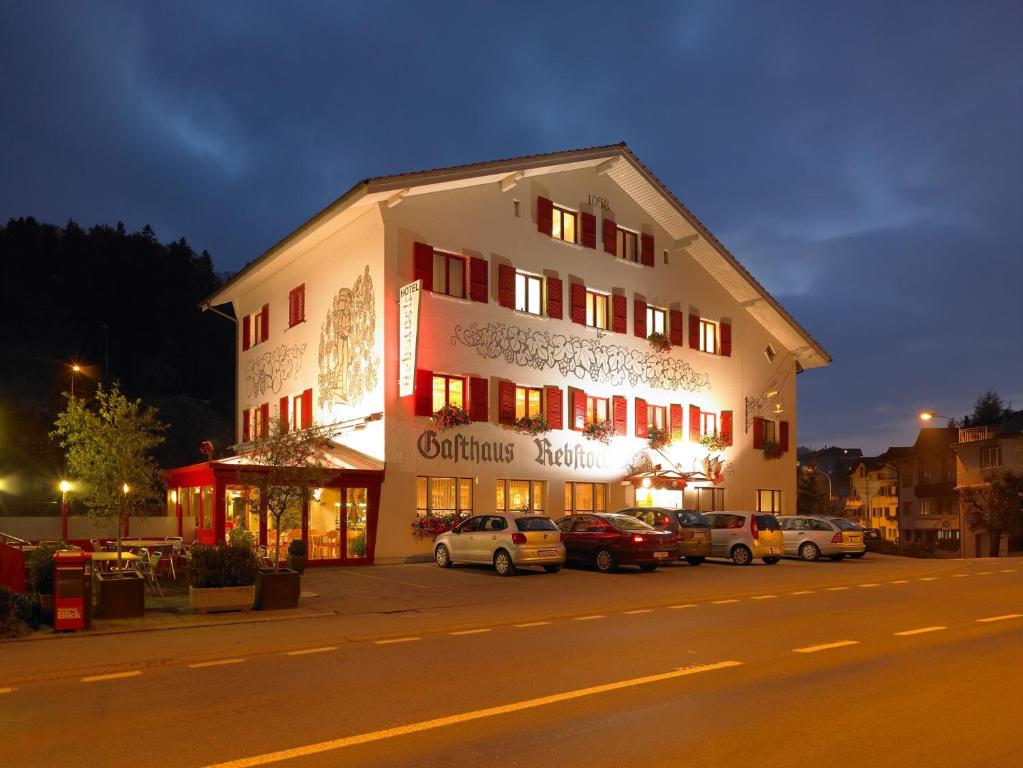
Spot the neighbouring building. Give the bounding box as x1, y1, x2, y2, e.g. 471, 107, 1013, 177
884, 429, 960, 554
801, 446, 863, 515
845, 457, 899, 541
166, 143, 830, 564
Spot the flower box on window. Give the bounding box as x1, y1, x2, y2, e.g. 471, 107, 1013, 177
514, 413, 551, 437
582, 419, 616, 445
431, 404, 472, 432
699, 433, 729, 453
411, 513, 459, 541
762, 441, 784, 459
648, 426, 670, 450
647, 332, 671, 354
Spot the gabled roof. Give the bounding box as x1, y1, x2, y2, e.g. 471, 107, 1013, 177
206, 143, 830, 368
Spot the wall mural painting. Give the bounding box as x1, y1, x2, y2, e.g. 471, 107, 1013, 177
451, 322, 711, 392
244, 343, 307, 398
318, 265, 379, 409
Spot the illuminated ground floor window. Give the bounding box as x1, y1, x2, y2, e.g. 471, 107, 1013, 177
497, 479, 546, 514
755, 489, 781, 514
564, 482, 607, 514
694, 487, 725, 512
416, 476, 474, 518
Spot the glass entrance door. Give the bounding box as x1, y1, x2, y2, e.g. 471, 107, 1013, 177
307, 486, 369, 562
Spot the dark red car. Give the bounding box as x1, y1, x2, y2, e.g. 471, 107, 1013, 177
555, 513, 679, 572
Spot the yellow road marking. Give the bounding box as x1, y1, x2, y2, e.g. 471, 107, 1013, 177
751, 595, 777, 600
712, 599, 739, 605
977, 571, 992, 575
894, 626, 947, 637
189, 659, 246, 669
952, 574, 969, 578
285, 647, 337, 656
573, 615, 605, 621
793, 640, 859, 654
514, 621, 550, 628
976, 614, 1022, 623
670, 604, 697, 609
790, 590, 814, 595
624, 609, 654, 615
200, 661, 744, 768
81, 671, 142, 683
375, 637, 420, 645
449, 628, 491, 636
999, 569, 1016, 573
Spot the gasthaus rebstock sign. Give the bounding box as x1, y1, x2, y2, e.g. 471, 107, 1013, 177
398, 279, 422, 398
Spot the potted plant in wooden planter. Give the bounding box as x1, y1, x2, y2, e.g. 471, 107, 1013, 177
286, 539, 307, 574
188, 544, 258, 613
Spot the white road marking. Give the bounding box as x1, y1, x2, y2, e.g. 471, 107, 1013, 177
751, 595, 777, 600
999, 569, 1016, 573
375, 637, 420, 645
889, 580, 909, 584
790, 590, 814, 595
952, 574, 969, 578
712, 599, 739, 605
977, 571, 992, 575
918, 577, 939, 582
976, 614, 1022, 623
670, 604, 697, 609
286, 647, 337, 656
0, 687, 14, 694
858, 583, 881, 588
199, 661, 744, 768
894, 626, 947, 637
573, 615, 605, 621
624, 609, 654, 615
825, 586, 849, 591
81, 671, 142, 683
793, 640, 859, 654
189, 659, 246, 669
449, 628, 492, 636
514, 621, 550, 628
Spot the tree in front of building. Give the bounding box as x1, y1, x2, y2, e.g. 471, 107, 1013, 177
237, 421, 337, 571
960, 469, 1023, 557
962, 391, 1012, 427
797, 465, 832, 516
50, 384, 166, 568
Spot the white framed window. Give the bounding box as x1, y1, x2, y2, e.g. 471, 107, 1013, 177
919, 500, 932, 515
646, 305, 667, 336
756, 490, 781, 514
616, 226, 638, 262
699, 318, 718, 354
552, 204, 577, 244
980, 446, 1002, 469
585, 290, 609, 330
432, 250, 466, 299
497, 479, 546, 514
564, 482, 607, 514
514, 271, 543, 315
515, 386, 542, 420
695, 487, 725, 512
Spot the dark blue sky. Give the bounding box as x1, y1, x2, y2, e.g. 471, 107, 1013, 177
2, 1, 1020, 454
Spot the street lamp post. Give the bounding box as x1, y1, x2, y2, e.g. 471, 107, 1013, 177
59, 480, 71, 542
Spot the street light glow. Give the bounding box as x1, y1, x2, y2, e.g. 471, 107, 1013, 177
59, 480, 71, 493
122, 482, 129, 495
920, 411, 934, 421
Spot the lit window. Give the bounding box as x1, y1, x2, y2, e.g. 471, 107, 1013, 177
585, 396, 609, 425
695, 487, 725, 512
646, 306, 667, 336
551, 204, 577, 244
759, 419, 776, 444
756, 490, 781, 513
432, 251, 466, 299
497, 479, 546, 514
431, 374, 464, 411
565, 482, 607, 514
701, 411, 718, 438
585, 290, 609, 329
416, 476, 473, 519
515, 386, 542, 420
515, 272, 543, 315
253, 312, 264, 344
616, 227, 638, 262
919, 500, 932, 515
647, 404, 667, 431
980, 446, 1002, 469
699, 319, 718, 354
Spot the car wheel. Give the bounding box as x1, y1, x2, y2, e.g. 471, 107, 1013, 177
435, 544, 452, 568
543, 564, 562, 573
594, 548, 617, 573
493, 549, 516, 576
848, 552, 865, 559
762, 557, 780, 565
799, 542, 821, 562
828, 554, 845, 561
730, 545, 753, 566
685, 557, 705, 566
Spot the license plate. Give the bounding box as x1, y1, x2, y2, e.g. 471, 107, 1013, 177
538, 549, 558, 557
692, 533, 706, 539
654, 551, 669, 558
771, 547, 781, 554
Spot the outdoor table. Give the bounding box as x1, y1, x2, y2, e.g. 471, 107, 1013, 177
118, 539, 178, 548
89, 551, 139, 573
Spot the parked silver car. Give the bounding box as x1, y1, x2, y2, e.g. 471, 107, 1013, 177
704, 511, 784, 565
434, 513, 566, 576
777, 515, 867, 561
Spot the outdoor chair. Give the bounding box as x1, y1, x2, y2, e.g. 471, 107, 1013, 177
139, 550, 163, 597
256, 546, 274, 570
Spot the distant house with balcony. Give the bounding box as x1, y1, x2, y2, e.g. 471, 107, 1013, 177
845, 457, 899, 541
883, 428, 959, 553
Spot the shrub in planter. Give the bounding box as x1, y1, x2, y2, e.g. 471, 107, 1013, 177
0, 586, 31, 639
227, 527, 256, 550
762, 441, 784, 459
188, 544, 259, 614
286, 539, 307, 573
350, 532, 367, 558
27, 543, 58, 621
699, 433, 729, 453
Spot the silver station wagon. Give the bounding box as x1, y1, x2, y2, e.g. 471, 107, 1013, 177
434, 513, 566, 576
777, 515, 867, 561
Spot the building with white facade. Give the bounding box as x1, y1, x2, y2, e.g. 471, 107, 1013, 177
167, 144, 831, 565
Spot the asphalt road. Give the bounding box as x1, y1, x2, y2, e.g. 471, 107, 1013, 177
1, 555, 1021, 768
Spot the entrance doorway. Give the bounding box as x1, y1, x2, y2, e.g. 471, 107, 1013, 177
308, 486, 370, 563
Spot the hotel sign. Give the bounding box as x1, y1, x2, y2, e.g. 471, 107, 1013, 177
398, 280, 422, 397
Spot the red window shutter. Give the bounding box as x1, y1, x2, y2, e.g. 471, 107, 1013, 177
689, 313, 700, 349
640, 233, 655, 267
537, 196, 553, 236
612, 395, 628, 435
753, 417, 765, 449
259, 403, 270, 438
603, 218, 617, 255
720, 321, 732, 357
279, 396, 289, 433
689, 404, 702, 441
634, 298, 647, 338
287, 290, 295, 327
721, 410, 733, 446
297, 285, 305, 324
779, 420, 790, 452
570, 283, 586, 325
260, 304, 269, 343
414, 369, 434, 417
469, 376, 489, 422
498, 264, 515, 309
300, 390, 312, 430
570, 388, 587, 431
413, 241, 433, 291
612, 295, 627, 333
469, 257, 488, 303
670, 309, 684, 347
545, 386, 563, 430
670, 404, 683, 442
635, 398, 648, 439
580, 212, 597, 249
498, 380, 516, 425
546, 276, 563, 319
242, 409, 251, 442
242, 315, 251, 351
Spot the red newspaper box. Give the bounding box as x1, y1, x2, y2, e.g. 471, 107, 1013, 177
54, 549, 89, 631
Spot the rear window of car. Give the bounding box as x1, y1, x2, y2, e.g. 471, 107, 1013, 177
831, 518, 860, 531
515, 517, 558, 532
712, 514, 745, 529
601, 514, 653, 531
754, 515, 781, 531
675, 511, 708, 527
